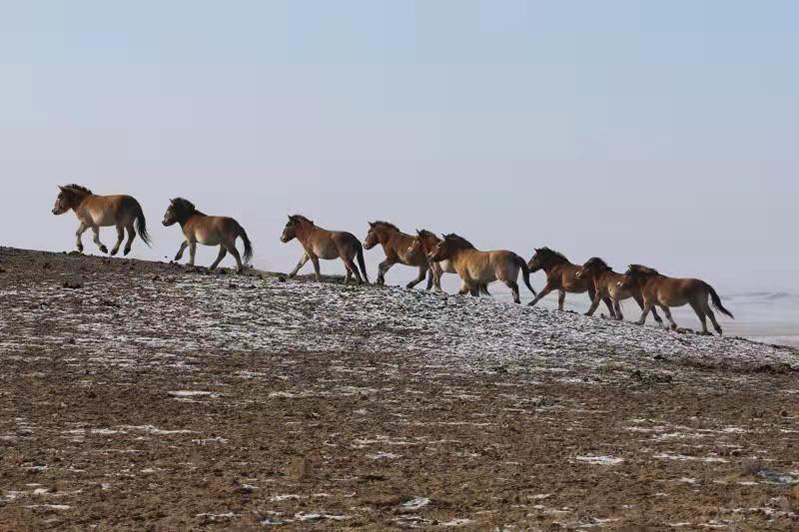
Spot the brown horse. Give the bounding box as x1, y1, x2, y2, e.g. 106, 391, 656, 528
52, 184, 151, 255
363, 221, 432, 289
162, 198, 253, 272
407, 229, 489, 295
281, 215, 369, 285
428, 233, 535, 303
527, 247, 614, 314
618, 265, 734, 335
576, 257, 662, 325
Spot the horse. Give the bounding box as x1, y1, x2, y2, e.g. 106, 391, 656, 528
407, 229, 489, 295
526, 247, 614, 315
52, 184, 151, 255
576, 257, 662, 325
427, 233, 536, 304
363, 221, 432, 289
618, 265, 734, 335
162, 198, 253, 273
280, 215, 369, 285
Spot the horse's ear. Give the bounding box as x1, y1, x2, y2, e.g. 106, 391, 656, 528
58, 185, 65, 191
368, 221, 375, 228
416, 229, 422, 235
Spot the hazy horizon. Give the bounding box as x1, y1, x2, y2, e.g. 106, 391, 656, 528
2, 1, 798, 294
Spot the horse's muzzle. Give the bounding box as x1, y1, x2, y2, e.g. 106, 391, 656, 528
52, 208, 60, 215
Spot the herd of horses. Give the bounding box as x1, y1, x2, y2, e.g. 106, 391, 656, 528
52, 184, 735, 336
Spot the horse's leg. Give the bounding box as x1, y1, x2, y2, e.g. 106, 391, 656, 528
91, 225, 108, 254
557, 290, 566, 311
110, 224, 125, 256
289, 252, 310, 278
602, 297, 616, 318
225, 243, 243, 273
633, 293, 661, 326
377, 259, 395, 285
425, 268, 434, 290
660, 306, 678, 330
406, 266, 427, 289
689, 301, 719, 334
706, 306, 722, 336
175, 241, 188, 261
527, 282, 555, 307
433, 264, 444, 291
209, 246, 228, 271
343, 257, 364, 285
188, 242, 197, 266
584, 290, 602, 316
635, 302, 653, 325
504, 280, 521, 304
75, 222, 88, 253
123, 222, 137, 256
614, 300, 624, 320
310, 256, 321, 281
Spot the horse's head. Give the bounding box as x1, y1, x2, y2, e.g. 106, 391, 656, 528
576, 257, 611, 280
617, 264, 658, 290
527, 247, 569, 273
364, 221, 399, 250
163, 198, 195, 226
364, 222, 379, 249
52, 185, 90, 215
281, 215, 312, 243
428, 233, 472, 262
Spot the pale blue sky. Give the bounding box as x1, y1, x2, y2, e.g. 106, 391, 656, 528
1, 1, 797, 292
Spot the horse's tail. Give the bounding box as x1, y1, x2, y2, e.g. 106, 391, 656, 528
480, 284, 491, 296
514, 254, 537, 296
705, 282, 734, 319
133, 199, 151, 246
238, 223, 253, 265
355, 240, 369, 283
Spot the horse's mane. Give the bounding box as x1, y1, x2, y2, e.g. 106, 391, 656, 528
370, 220, 400, 232
583, 257, 612, 271
62, 184, 93, 196
535, 247, 569, 263
416, 229, 440, 242
443, 233, 476, 249
289, 214, 314, 225
627, 264, 660, 277
171, 197, 201, 217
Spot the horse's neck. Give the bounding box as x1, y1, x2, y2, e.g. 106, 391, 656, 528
72, 194, 93, 210
543, 260, 570, 275
296, 223, 319, 242
179, 211, 204, 228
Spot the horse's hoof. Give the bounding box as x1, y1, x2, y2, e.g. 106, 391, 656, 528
99, 246, 108, 254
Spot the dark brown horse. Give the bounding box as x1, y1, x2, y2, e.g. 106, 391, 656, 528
281, 215, 368, 285
363, 221, 432, 289
52, 184, 150, 255
428, 234, 536, 304
618, 265, 734, 335
406, 229, 489, 295
526, 247, 614, 314
162, 198, 253, 272
576, 257, 662, 324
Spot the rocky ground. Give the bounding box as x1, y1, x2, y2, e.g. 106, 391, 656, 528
1, 247, 798, 530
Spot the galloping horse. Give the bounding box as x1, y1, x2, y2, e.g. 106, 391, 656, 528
618, 265, 734, 335
363, 221, 431, 289
407, 229, 489, 294
526, 247, 614, 314
52, 184, 151, 255
162, 198, 253, 273
576, 257, 662, 324
428, 233, 536, 304
281, 215, 368, 285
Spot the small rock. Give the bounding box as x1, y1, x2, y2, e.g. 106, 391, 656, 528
62, 280, 83, 289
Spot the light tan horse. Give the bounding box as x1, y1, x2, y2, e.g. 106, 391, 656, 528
52, 184, 151, 255
576, 257, 662, 325
281, 215, 369, 285
162, 198, 253, 272
407, 229, 489, 295
363, 221, 432, 289
428, 233, 536, 303
618, 265, 734, 335
526, 247, 614, 314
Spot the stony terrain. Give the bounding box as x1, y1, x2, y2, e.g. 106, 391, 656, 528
1, 247, 798, 530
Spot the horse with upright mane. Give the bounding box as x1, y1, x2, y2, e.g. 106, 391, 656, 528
526, 247, 614, 315
428, 233, 535, 303
576, 257, 662, 324
162, 198, 253, 272
364, 221, 432, 289
618, 264, 734, 335
52, 184, 150, 255
407, 229, 489, 294
281, 215, 368, 285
